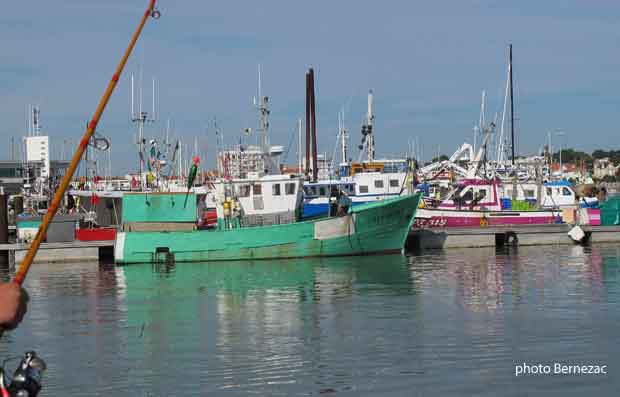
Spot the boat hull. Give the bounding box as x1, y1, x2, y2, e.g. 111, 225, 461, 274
413, 207, 561, 229
115, 193, 421, 264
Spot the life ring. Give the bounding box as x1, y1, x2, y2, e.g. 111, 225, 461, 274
479, 216, 488, 227
505, 231, 518, 246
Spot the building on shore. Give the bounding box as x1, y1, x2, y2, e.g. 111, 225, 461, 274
593, 158, 620, 179
0, 159, 70, 195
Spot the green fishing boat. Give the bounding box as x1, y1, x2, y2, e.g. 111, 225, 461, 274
114, 192, 421, 264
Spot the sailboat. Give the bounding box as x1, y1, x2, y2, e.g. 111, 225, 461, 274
413, 45, 568, 229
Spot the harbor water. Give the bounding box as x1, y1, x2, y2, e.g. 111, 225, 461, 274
1, 244, 619, 396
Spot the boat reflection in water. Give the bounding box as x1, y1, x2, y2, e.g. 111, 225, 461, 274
3, 245, 620, 395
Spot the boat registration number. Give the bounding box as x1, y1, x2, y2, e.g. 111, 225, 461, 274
413, 218, 447, 228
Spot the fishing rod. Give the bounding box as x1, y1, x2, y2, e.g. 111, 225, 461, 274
13, 0, 160, 286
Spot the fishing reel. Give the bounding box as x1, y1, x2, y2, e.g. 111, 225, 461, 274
0, 351, 46, 397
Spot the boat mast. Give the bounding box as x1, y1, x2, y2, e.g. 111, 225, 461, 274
131, 69, 156, 190
366, 90, 374, 162
509, 44, 515, 165
340, 109, 348, 166
256, 64, 270, 150
309, 68, 318, 182
298, 118, 303, 174
497, 61, 510, 163
476, 91, 485, 155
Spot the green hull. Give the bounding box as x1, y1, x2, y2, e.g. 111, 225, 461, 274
115, 193, 421, 264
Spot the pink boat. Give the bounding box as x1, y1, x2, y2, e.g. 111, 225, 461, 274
413, 178, 562, 229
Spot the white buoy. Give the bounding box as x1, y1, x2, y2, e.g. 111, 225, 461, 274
568, 225, 585, 243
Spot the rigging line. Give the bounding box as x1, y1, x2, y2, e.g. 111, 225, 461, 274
281, 122, 298, 165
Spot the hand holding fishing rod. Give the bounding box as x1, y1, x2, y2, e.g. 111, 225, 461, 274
0, 283, 28, 339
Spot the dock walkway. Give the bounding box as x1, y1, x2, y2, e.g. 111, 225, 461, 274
0, 240, 114, 265
408, 224, 620, 250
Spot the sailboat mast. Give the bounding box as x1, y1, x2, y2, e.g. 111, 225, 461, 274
509, 44, 515, 165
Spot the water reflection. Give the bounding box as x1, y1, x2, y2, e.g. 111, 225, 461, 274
0, 245, 619, 395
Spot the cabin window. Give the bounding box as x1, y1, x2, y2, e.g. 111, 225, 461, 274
348, 184, 355, 194
477, 189, 487, 199
319, 187, 326, 196
272, 183, 281, 196
285, 183, 296, 195
389, 179, 399, 188
253, 184, 262, 196
562, 187, 572, 196
359, 185, 369, 194
524, 189, 535, 198
462, 189, 473, 201
303, 187, 312, 196
239, 185, 250, 197
374, 180, 384, 189
546, 187, 552, 196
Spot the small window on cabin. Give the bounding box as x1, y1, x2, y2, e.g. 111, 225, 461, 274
272, 183, 281, 196
348, 185, 355, 194
546, 187, 552, 196
253, 184, 262, 196
562, 187, 572, 196
319, 187, 326, 196
303, 187, 312, 196
524, 190, 535, 197
375, 180, 384, 189
389, 179, 399, 188
478, 189, 487, 199
239, 185, 250, 197
359, 185, 369, 194
285, 183, 296, 195
462, 189, 474, 201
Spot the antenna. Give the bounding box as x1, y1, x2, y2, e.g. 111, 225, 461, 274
258, 64, 262, 103
139, 59, 143, 116
152, 77, 156, 121
131, 74, 135, 120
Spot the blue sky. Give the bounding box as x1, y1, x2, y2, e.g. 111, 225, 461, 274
1, 0, 619, 173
